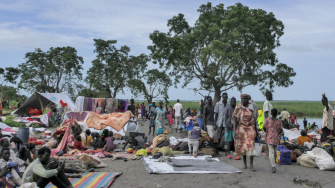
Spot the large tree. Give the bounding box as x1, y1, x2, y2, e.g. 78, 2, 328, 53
148, 2, 296, 104
127, 69, 172, 103
86, 39, 149, 98
0, 67, 20, 100
19, 47, 84, 96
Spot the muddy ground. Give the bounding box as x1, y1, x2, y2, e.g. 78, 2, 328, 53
41, 118, 333, 188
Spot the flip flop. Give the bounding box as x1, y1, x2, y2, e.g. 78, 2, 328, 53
234, 156, 241, 160
227, 155, 233, 159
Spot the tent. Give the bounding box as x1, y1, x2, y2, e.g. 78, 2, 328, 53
12, 92, 75, 115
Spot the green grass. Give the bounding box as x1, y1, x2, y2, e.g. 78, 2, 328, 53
134, 100, 329, 118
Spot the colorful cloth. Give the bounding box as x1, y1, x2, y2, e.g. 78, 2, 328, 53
106, 98, 116, 113
263, 100, 273, 122
154, 107, 167, 129
82, 136, 93, 147
232, 104, 256, 156
141, 105, 145, 117
263, 117, 283, 145
67, 112, 88, 122
85, 111, 134, 131
87, 98, 93, 111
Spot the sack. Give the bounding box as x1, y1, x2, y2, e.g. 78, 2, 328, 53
254, 137, 262, 157
27, 107, 42, 115
277, 145, 286, 152
20, 182, 39, 188
280, 149, 292, 165
77, 153, 107, 168
297, 154, 317, 168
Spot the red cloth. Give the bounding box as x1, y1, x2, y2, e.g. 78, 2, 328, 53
32, 140, 44, 145
60, 100, 68, 107
290, 115, 296, 123
29, 137, 37, 142
73, 141, 87, 150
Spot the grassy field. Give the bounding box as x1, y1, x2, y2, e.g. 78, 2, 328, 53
135, 100, 330, 118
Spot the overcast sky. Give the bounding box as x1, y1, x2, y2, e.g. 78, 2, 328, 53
0, 0, 334, 102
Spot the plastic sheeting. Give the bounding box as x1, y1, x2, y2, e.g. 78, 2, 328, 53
283, 128, 301, 140
142, 155, 241, 174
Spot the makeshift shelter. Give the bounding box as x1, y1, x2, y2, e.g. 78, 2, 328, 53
12, 92, 75, 116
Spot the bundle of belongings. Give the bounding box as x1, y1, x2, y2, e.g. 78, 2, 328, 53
297, 144, 335, 170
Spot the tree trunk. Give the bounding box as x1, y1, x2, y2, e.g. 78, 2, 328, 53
213, 88, 221, 106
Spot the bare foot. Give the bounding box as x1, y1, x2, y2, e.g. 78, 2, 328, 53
243, 165, 248, 169
250, 165, 255, 171
271, 167, 276, 173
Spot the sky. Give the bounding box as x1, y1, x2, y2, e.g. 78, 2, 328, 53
0, 0, 334, 102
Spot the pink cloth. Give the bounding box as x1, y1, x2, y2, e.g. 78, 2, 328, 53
47, 111, 53, 118
168, 114, 173, 125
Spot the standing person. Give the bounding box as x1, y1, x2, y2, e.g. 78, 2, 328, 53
321, 93, 334, 142
154, 101, 167, 135
224, 97, 237, 159
127, 99, 136, 116
232, 94, 258, 171
173, 99, 183, 132
303, 118, 308, 129
0, 99, 3, 116
141, 103, 145, 120
188, 123, 201, 158
248, 95, 259, 126
279, 108, 290, 123
263, 108, 283, 173
290, 112, 297, 125
204, 96, 215, 138
214, 92, 230, 153
263, 91, 273, 159
148, 102, 157, 135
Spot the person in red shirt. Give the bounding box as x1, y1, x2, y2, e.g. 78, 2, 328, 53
290, 112, 297, 125
73, 135, 87, 150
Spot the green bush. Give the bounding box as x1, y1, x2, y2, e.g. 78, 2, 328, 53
1, 116, 46, 128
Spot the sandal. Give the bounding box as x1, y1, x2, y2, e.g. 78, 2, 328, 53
227, 155, 233, 159
234, 156, 241, 160
271, 167, 276, 173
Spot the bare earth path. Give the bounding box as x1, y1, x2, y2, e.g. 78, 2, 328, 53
43, 118, 333, 188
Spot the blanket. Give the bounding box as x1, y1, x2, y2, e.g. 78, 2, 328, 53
45, 172, 122, 188
85, 111, 134, 131
153, 134, 168, 148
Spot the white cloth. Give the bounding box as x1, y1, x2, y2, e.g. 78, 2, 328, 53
268, 144, 278, 168
74, 96, 85, 112
40, 114, 48, 126
263, 100, 273, 122
322, 104, 333, 130
206, 125, 214, 138
175, 116, 182, 129
173, 103, 183, 117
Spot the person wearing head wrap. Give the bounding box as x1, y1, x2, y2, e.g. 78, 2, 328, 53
232, 94, 258, 171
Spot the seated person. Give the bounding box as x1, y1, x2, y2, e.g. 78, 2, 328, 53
91, 133, 103, 150
82, 129, 93, 147
0, 147, 29, 176
22, 147, 73, 188
297, 130, 313, 146
0, 139, 17, 158
122, 134, 144, 150
101, 129, 109, 146
73, 136, 87, 150
18, 143, 36, 162
103, 131, 117, 152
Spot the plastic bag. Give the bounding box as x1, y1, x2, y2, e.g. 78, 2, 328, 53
19, 182, 38, 188
77, 153, 107, 168
254, 137, 262, 157
280, 149, 292, 165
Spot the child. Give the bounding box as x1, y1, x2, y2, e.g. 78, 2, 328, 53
103, 131, 117, 152
91, 133, 103, 150
82, 129, 93, 147
101, 129, 109, 146
73, 135, 87, 150
188, 123, 201, 158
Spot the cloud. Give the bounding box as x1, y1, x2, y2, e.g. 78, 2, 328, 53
278, 44, 313, 53
315, 42, 335, 50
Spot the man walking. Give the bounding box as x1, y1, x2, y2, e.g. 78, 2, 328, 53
214, 92, 230, 153
173, 99, 183, 132
263, 91, 273, 158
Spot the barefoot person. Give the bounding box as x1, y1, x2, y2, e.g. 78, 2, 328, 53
263, 108, 283, 173
188, 123, 201, 158
232, 94, 258, 171
224, 97, 237, 159
321, 93, 334, 142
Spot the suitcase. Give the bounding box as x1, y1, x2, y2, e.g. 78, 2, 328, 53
198, 147, 215, 156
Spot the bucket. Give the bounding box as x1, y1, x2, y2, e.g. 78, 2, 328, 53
17, 127, 30, 144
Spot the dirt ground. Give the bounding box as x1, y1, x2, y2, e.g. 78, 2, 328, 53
43, 118, 334, 188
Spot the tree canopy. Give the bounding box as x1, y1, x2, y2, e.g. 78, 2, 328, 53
148, 2, 296, 104
86, 39, 149, 98
127, 69, 172, 103
18, 47, 84, 96
0, 67, 20, 100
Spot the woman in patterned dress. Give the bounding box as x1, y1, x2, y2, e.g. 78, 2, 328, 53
154, 101, 167, 136
232, 94, 259, 171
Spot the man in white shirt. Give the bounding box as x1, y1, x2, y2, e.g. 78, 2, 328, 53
263, 91, 273, 158
173, 99, 183, 132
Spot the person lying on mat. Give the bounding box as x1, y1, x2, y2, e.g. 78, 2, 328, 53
73, 136, 88, 150
22, 147, 74, 188
122, 134, 144, 150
